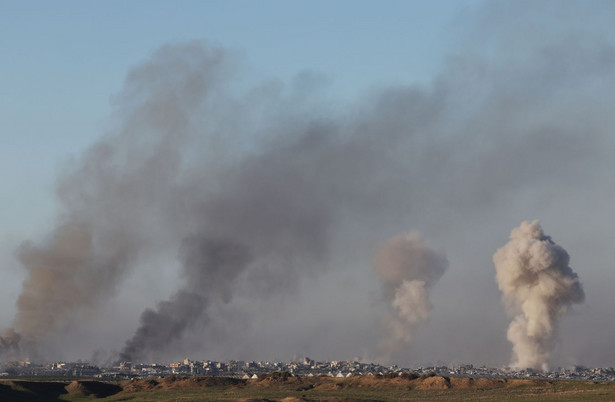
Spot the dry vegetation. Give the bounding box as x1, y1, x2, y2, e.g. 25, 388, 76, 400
1, 374, 615, 401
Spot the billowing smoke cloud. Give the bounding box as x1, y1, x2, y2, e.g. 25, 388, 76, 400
2, 1, 615, 365
371, 233, 448, 361
493, 220, 585, 370
2, 41, 346, 361
0, 40, 367, 361
0, 42, 229, 358
118, 100, 341, 360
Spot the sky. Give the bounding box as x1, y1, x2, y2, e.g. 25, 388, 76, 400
1, 0, 615, 369
1, 0, 468, 236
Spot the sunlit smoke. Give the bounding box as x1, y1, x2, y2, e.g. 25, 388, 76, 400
493, 220, 585, 370
371, 233, 448, 361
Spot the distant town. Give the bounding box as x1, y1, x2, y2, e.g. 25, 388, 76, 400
2, 358, 614, 383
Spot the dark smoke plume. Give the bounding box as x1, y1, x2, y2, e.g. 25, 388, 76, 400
119, 237, 252, 361
0, 329, 20, 355
493, 220, 585, 370
2, 41, 345, 360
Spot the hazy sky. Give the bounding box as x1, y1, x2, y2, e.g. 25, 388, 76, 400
2, 1, 615, 369
1, 0, 471, 235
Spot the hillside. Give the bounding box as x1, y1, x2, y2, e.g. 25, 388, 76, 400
2, 374, 615, 401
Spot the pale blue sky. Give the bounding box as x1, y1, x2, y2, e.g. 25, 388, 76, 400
1, 0, 476, 236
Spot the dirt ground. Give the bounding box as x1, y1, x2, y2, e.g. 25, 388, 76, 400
2, 374, 615, 401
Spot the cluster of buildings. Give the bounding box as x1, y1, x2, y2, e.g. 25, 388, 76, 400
0, 360, 102, 377
446, 364, 615, 382
2, 358, 614, 383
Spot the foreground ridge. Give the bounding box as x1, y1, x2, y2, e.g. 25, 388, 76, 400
2, 373, 615, 401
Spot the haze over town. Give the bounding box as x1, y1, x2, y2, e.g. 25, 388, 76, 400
1, 0, 615, 371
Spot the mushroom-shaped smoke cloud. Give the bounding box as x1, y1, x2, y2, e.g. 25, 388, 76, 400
493, 220, 585, 370
371, 233, 448, 361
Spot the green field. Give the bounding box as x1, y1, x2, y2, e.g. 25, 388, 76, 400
2, 374, 615, 401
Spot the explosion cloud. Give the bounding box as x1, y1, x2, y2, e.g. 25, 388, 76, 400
371, 233, 448, 361
493, 220, 585, 370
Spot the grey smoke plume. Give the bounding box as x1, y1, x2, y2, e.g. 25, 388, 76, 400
1, 41, 342, 360
119, 237, 252, 361
0, 42, 227, 357
371, 233, 448, 361
0, 329, 20, 355
493, 220, 585, 370
118, 112, 340, 361
2, 3, 615, 364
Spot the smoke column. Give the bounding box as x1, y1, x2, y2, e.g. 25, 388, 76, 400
119, 237, 252, 361
371, 233, 448, 361
0, 42, 228, 357
0, 41, 345, 360
493, 220, 585, 370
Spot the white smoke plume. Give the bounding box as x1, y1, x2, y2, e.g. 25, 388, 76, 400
371, 233, 448, 361
493, 220, 585, 370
